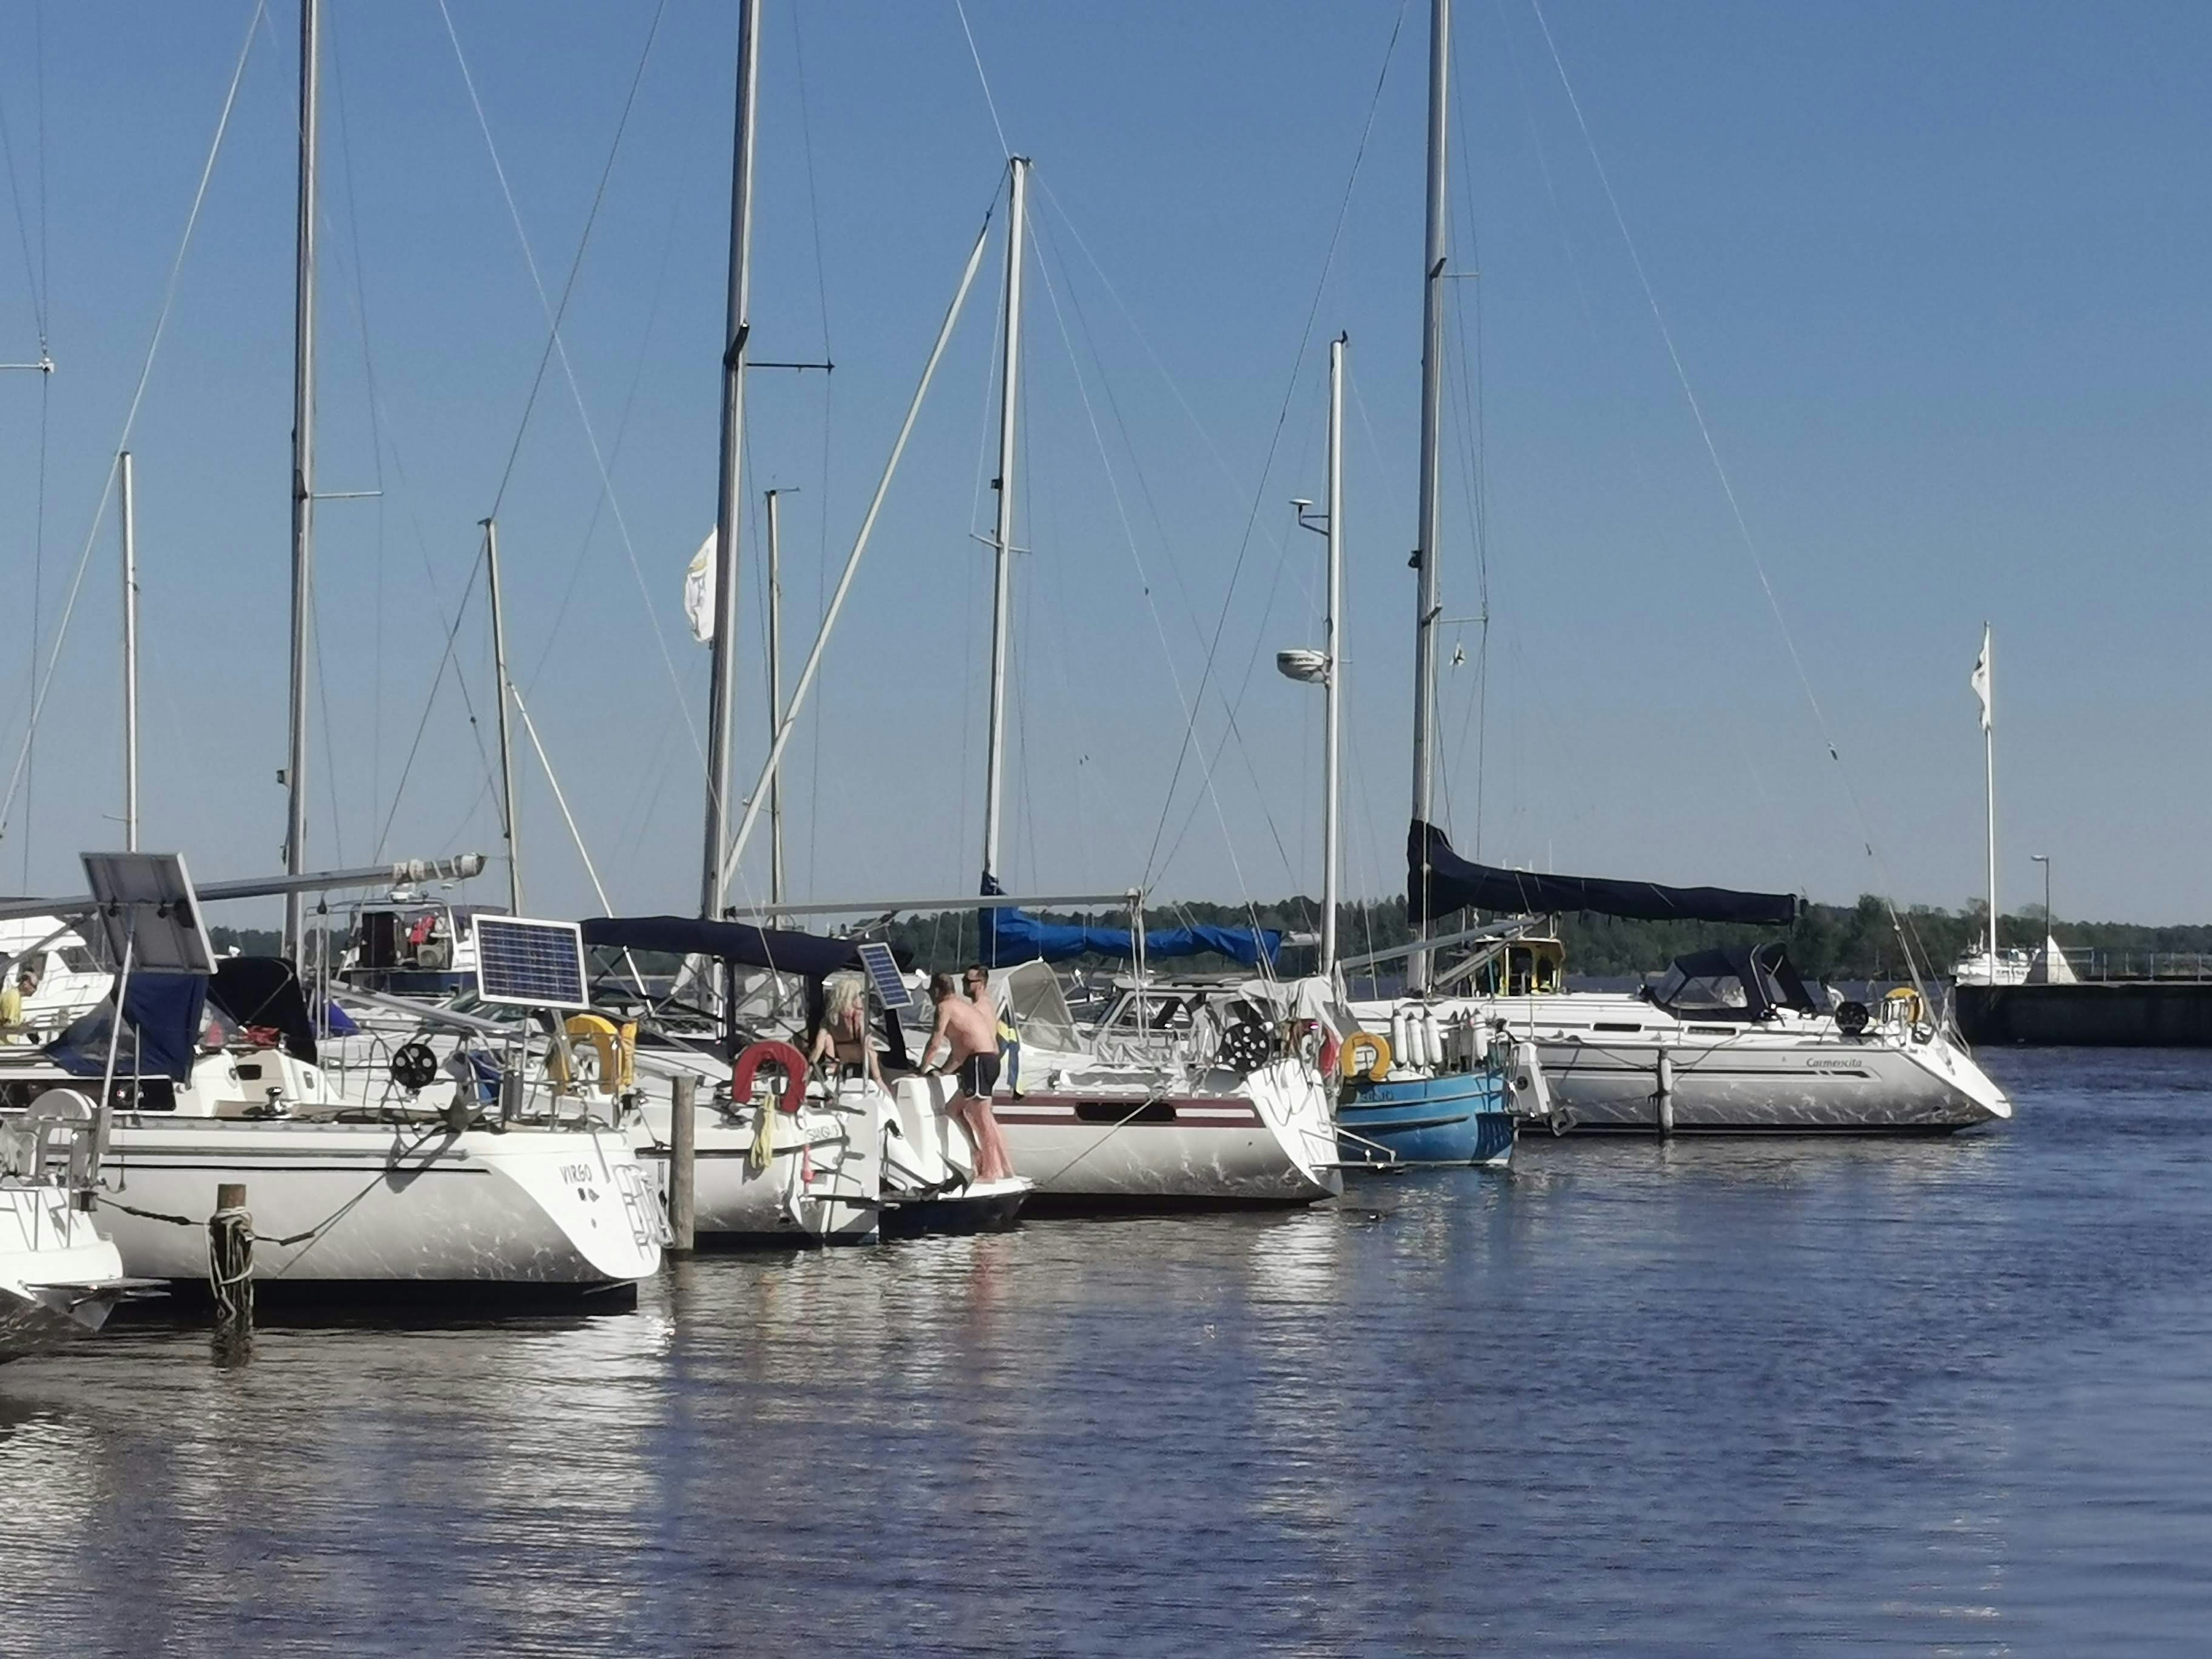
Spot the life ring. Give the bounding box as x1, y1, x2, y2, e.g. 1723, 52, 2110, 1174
1339, 1030, 1392, 1083
551, 1013, 625, 1092
731, 1040, 810, 1114
1881, 986, 1925, 1027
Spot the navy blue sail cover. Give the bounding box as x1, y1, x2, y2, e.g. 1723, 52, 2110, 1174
979, 877, 1281, 968
1407, 820, 1799, 927
580, 915, 865, 979
43, 971, 209, 1082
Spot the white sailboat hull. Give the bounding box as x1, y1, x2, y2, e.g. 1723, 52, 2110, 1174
993, 1058, 1341, 1205
93, 1122, 661, 1287
628, 1088, 880, 1245
1475, 995, 2012, 1133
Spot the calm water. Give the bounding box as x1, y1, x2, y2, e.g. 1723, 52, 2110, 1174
5, 1048, 2210, 1654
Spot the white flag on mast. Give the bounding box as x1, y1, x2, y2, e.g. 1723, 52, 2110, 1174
1969, 624, 1992, 733
683, 530, 717, 644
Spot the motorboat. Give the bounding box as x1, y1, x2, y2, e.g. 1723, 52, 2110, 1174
1, 1090, 135, 1360
0, 914, 120, 1045
334, 889, 505, 998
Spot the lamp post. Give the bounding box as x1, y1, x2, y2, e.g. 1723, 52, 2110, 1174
2031, 854, 2051, 935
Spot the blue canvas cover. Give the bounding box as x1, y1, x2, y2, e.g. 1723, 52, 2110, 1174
43, 971, 209, 1083
979, 877, 1281, 968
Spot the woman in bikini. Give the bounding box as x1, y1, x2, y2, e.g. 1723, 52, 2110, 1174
808, 972, 891, 1093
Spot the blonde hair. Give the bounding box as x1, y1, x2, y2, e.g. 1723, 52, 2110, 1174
822, 972, 865, 1030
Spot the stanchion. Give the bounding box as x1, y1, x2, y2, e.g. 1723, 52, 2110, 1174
669, 1075, 697, 1255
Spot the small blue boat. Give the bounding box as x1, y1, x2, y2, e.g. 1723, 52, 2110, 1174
1336, 1066, 1514, 1169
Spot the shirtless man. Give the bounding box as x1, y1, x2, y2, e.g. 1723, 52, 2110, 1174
923, 971, 1016, 1183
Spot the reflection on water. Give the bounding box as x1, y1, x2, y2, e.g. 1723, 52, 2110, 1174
3, 1048, 2212, 1651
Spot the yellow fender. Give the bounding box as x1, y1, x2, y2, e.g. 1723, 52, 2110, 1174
552, 1013, 625, 1093
1340, 1030, 1393, 1084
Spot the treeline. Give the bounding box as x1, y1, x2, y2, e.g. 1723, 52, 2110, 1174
211, 903, 2212, 984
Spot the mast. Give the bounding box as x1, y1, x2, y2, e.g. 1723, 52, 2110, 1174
1982, 624, 1997, 963
283, 0, 321, 961
1406, 0, 1450, 994
981, 156, 1029, 891
765, 487, 786, 912
699, 0, 762, 919
1321, 335, 1345, 976
120, 450, 139, 853
482, 518, 522, 915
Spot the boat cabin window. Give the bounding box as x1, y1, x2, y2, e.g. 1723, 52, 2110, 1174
1653, 964, 1752, 1017
1105, 994, 1195, 1033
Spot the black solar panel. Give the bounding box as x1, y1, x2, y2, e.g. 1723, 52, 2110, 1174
475, 916, 589, 1010
856, 941, 912, 1011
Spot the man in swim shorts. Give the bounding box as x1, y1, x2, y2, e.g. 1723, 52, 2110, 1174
923, 971, 1016, 1183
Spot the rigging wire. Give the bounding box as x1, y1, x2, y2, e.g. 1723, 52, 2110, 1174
1526, 0, 1934, 984
433, 0, 704, 774
328, 17, 392, 853
950, 0, 1013, 160
0, 0, 268, 851
1133, 1, 1410, 888
1025, 222, 1271, 935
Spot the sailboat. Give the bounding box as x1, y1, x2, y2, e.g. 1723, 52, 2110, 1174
1349, 1, 2011, 1137
1274, 323, 1512, 1169
960, 158, 1339, 1208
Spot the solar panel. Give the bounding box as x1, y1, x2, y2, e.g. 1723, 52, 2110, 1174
80, 851, 216, 974
475, 916, 589, 1010
855, 940, 912, 1011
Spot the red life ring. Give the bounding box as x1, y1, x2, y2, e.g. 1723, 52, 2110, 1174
730, 1040, 810, 1114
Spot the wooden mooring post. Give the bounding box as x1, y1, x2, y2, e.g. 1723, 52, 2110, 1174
209, 1181, 254, 1330
669, 1075, 696, 1255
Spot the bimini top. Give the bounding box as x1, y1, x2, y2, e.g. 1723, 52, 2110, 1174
980, 877, 1281, 969
1407, 820, 1799, 927
1652, 943, 1818, 1021
581, 915, 869, 980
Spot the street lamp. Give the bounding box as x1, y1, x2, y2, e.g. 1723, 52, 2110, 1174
2030, 854, 2051, 933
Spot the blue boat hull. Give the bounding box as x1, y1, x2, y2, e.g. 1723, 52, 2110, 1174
1336, 1071, 1514, 1168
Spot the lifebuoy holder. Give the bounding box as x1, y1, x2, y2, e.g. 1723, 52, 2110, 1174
732, 1040, 810, 1113
1339, 1030, 1393, 1083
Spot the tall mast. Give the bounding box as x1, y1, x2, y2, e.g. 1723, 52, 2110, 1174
120, 450, 139, 853
981, 156, 1029, 891
1321, 335, 1346, 977
482, 518, 522, 915
1982, 624, 1997, 963
283, 0, 321, 961
765, 487, 786, 912
1406, 0, 1450, 994
699, 0, 763, 919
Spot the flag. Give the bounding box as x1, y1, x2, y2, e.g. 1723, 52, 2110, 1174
1969, 624, 1991, 733
683, 530, 717, 645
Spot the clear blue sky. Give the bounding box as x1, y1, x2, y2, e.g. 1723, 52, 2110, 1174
1, 1, 2205, 929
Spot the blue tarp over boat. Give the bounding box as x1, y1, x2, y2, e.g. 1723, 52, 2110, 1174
979, 877, 1281, 969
